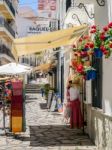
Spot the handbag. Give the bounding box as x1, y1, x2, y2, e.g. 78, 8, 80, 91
63, 102, 71, 124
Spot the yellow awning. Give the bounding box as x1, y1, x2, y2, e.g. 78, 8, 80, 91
12, 25, 88, 60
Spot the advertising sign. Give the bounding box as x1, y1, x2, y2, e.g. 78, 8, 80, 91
38, 0, 56, 19
27, 20, 51, 34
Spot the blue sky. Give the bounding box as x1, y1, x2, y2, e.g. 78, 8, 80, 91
19, 0, 38, 12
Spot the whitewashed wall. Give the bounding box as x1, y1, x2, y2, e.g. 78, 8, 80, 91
73, 0, 112, 116
16, 15, 35, 38
73, 0, 109, 27
102, 0, 112, 116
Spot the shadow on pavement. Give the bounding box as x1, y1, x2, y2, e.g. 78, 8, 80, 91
30, 125, 94, 147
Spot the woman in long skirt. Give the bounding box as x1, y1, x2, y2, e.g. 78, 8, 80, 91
67, 80, 83, 128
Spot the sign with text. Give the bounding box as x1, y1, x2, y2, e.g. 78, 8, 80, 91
50, 94, 57, 112
27, 20, 50, 34
47, 90, 53, 109
38, 0, 56, 18
27, 25, 51, 34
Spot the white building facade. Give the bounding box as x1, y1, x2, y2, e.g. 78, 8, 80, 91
58, 0, 112, 149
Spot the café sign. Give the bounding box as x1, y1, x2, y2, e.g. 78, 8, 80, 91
27, 25, 51, 34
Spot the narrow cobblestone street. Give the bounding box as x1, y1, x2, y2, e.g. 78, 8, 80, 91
0, 94, 97, 150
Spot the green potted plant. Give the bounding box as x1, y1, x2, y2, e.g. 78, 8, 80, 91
43, 84, 50, 100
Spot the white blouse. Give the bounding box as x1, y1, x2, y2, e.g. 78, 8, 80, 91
69, 87, 80, 101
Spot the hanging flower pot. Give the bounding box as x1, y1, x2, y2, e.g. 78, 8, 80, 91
94, 48, 103, 58
86, 70, 96, 80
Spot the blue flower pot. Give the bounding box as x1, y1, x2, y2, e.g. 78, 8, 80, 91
86, 70, 96, 80
94, 48, 103, 58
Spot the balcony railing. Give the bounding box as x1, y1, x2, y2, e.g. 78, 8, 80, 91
0, 44, 14, 60
0, 17, 15, 37
0, 0, 15, 16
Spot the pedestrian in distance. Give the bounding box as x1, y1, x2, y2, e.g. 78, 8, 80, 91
41, 87, 44, 97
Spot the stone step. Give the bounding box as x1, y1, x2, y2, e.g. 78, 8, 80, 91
25, 84, 41, 94
26, 90, 40, 92
25, 86, 40, 89
25, 91, 40, 93
26, 88, 41, 90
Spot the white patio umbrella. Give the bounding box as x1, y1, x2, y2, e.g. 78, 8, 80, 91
0, 63, 31, 75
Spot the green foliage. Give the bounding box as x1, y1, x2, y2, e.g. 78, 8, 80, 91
43, 84, 56, 100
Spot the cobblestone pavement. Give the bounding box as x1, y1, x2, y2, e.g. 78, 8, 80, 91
0, 94, 97, 150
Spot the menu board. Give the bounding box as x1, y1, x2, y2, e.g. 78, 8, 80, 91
50, 94, 57, 112
47, 90, 53, 109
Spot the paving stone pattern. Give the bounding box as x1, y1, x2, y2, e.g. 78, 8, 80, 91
0, 94, 97, 150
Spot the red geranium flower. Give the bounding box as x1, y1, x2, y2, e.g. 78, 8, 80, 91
81, 51, 87, 57
108, 22, 112, 28
76, 64, 84, 73
83, 35, 89, 40
90, 29, 96, 34
109, 43, 112, 48
86, 42, 90, 46
91, 25, 96, 29
89, 43, 94, 49
79, 38, 82, 42
100, 46, 106, 52
103, 26, 109, 32
100, 34, 105, 40
103, 50, 109, 55
85, 44, 89, 49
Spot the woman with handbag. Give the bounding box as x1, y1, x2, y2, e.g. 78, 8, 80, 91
67, 80, 83, 128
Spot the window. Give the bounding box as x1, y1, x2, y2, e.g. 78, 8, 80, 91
66, 0, 71, 12
92, 57, 102, 109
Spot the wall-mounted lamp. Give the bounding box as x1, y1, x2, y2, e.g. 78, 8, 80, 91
96, 0, 105, 6
77, 3, 94, 19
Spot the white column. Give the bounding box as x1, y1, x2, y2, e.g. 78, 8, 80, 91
107, 0, 112, 22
